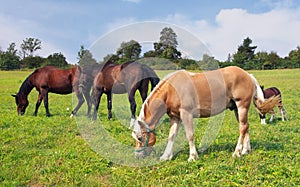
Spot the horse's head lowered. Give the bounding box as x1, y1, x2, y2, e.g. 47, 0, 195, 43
12, 94, 28, 115
132, 119, 156, 158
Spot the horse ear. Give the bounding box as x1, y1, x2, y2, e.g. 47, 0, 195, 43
11, 94, 17, 98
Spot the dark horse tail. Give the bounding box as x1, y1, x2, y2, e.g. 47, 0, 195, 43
141, 64, 160, 90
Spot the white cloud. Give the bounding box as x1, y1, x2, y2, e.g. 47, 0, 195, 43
0, 13, 76, 63
163, 6, 300, 61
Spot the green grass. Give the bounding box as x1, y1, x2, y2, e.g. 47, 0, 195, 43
1, 69, 299, 186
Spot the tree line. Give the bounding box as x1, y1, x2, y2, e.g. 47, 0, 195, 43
1, 28, 300, 70
0, 38, 69, 70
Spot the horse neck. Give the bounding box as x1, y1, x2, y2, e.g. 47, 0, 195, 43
18, 76, 34, 98
249, 74, 264, 104
139, 82, 167, 130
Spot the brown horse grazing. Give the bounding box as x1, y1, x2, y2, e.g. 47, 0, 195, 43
70, 63, 105, 117
132, 66, 280, 161
12, 66, 82, 117
259, 86, 287, 124
92, 61, 160, 124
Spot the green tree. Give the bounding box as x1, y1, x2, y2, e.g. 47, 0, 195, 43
0, 43, 20, 70
233, 37, 257, 69
103, 54, 119, 63
287, 46, 300, 68
267, 51, 281, 69
178, 58, 197, 69
77, 45, 97, 66
200, 54, 219, 70
21, 56, 45, 69
44, 52, 68, 68
143, 50, 157, 58
116, 40, 141, 63
254, 51, 269, 70
159, 27, 178, 48
156, 27, 181, 60
20, 38, 42, 58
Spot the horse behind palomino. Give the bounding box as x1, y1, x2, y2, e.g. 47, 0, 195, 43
132, 66, 280, 162
12, 66, 84, 116
92, 61, 160, 124
70, 63, 105, 117
258, 86, 287, 124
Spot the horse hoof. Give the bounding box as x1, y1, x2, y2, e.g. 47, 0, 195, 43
70, 114, 74, 118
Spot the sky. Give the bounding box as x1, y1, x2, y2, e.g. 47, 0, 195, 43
1, 0, 300, 63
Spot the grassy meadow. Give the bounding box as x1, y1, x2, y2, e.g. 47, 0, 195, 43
0, 68, 299, 186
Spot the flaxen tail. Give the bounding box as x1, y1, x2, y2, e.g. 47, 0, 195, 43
249, 74, 281, 114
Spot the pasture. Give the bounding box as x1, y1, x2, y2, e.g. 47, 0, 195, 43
0, 68, 299, 186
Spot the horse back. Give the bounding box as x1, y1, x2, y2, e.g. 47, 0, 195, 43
263, 87, 281, 99
160, 66, 254, 117
30, 66, 76, 94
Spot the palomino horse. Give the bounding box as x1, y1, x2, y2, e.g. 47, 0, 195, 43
259, 86, 287, 124
12, 66, 83, 117
132, 66, 280, 161
92, 61, 160, 123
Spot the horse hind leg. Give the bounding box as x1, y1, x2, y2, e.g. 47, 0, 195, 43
128, 88, 138, 127
42, 90, 51, 117
83, 88, 92, 117
180, 110, 198, 162
92, 88, 103, 121
139, 80, 149, 102
279, 105, 287, 121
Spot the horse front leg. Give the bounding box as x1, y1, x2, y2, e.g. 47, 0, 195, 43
106, 91, 113, 120
160, 117, 180, 161
181, 110, 198, 162
71, 90, 85, 117
233, 107, 251, 158
260, 113, 266, 124
34, 93, 43, 116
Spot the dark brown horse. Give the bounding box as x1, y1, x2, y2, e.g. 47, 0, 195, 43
259, 86, 287, 124
12, 66, 83, 117
70, 63, 105, 117
92, 61, 160, 124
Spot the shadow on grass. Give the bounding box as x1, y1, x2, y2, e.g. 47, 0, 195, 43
170, 140, 285, 159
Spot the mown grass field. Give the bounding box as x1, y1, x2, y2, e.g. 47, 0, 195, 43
0, 68, 299, 186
